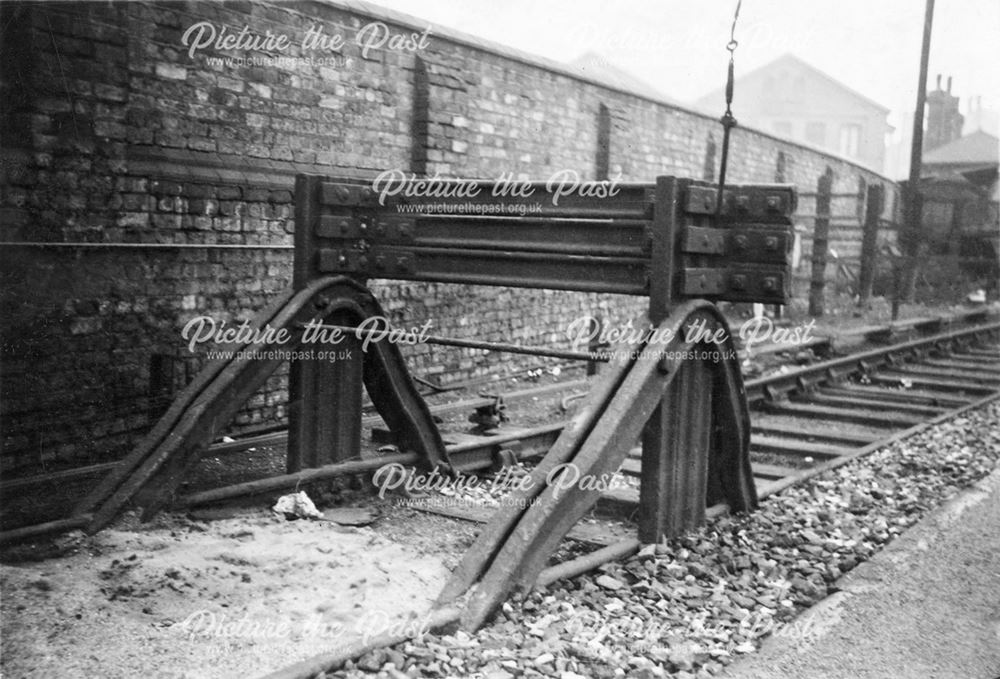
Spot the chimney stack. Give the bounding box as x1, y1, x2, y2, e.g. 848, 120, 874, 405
924, 74, 964, 152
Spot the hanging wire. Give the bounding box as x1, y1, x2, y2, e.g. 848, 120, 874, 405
715, 0, 743, 216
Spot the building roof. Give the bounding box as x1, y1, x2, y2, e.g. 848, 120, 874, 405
923, 130, 1000, 166
692, 53, 890, 114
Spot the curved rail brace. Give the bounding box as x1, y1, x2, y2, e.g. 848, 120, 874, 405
437, 300, 756, 630
76, 276, 447, 533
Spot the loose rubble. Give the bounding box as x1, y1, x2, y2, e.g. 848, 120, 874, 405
273, 491, 323, 520
331, 401, 1000, 678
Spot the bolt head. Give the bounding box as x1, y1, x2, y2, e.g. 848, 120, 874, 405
657, 356, 673, 374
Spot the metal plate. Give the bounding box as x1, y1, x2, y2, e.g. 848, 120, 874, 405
685, 184, 796, 221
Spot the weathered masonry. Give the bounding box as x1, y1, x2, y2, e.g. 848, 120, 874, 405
0, 0, 897, 474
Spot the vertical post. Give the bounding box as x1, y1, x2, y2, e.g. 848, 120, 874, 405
287, 309, 364, 473
702, 135, 717, 182
596, 103, 611, 181
292, 175, 320, 291
808, 168, 834, 317
639, 356, 711, 542
410, 57, 430, 176
858, 183, 885, 305
586, 315, 604, 376
288, 175, 364, 472
639, 176, 711, 541
773, 149, 788, 321
900, 0, 936, 302
647, 176, 679, 325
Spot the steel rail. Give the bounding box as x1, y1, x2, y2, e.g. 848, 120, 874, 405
251, 325, 1000, 679
743, 320, 1000, 403
3, 319, 999, 679
3, 320, 996, 514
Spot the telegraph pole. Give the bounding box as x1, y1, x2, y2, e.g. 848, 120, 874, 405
898, 0, 935, 314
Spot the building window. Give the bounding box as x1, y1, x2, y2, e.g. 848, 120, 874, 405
773, 121, 792, 137
839, 124, 861, 158
792, 75, 806, 101
805, 122, 826, 146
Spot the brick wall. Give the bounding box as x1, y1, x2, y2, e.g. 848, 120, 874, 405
0, 0, 899, 474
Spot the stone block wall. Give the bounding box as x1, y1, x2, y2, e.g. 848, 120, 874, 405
0, 0, 898, 473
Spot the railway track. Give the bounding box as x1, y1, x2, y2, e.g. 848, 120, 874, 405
2, 314, 998, 678
2, 313, 998, 541
385, 317, 1000, 544
249, 319, 1000, 679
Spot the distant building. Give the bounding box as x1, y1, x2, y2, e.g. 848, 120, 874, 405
915, 80, 999, 285
920, 74, 998, 229
692, 53, 892, 172
924, 129, 999, 180
885, 76, 999, 180
924, 74, 964, 153
963, 97, 1000, 138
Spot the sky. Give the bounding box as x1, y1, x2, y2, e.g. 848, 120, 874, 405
366, 0, 999, 142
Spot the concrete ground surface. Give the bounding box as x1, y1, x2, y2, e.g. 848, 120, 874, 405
719, 464, 1000, 679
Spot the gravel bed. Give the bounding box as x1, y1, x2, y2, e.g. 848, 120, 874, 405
323, 399, 1000, 679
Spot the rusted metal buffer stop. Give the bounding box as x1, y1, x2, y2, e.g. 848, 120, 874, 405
292, 174, 795, 626
77, 172, 794, 630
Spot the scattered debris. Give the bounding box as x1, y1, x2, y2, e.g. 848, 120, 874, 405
323, 507, 379, 526
271, 491, 322, 520
967, 289, 986, 304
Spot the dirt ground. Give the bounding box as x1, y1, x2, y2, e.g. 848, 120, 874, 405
0, 508, 454, 679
